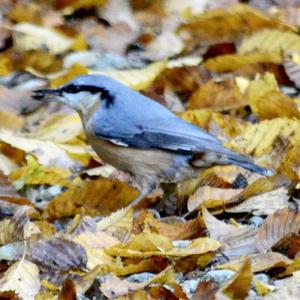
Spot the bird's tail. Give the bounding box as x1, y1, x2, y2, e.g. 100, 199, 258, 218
191, 148, 274, 176
223, 148, 274, 176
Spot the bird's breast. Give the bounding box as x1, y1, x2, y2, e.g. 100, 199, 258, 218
86, 133, 192, 183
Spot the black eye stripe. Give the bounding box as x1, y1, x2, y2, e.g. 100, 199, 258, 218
62, 84, 105, 94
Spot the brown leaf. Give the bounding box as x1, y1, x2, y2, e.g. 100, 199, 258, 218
251, 90, 300, 120
192, 280, 219, 300
204, 51, 281, 73
188, 186, 243, 212
44, 178, 138, 219
100, 266, 176, 298
106, 232, 221, 259
221, 257, 253, 299
226, 187, 290, 216
255, 208, 300, 253
187, 79, 247, 111
203, 208, 257, 259
179, 4, 288, 44
219, 252, 291, 273
58, 279, 76, 300
144, 214, 204, 240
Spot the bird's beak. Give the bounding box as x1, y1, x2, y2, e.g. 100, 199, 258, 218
32, 88, 61, 101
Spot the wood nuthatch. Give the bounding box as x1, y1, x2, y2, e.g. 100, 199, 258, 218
32, 75, 273, 207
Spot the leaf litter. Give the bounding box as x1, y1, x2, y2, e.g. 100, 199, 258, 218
2, 0, 300, 298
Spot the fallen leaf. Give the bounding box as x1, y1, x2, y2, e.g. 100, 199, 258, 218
0, 259, 41, 300
255, 208, 300, 253
188, 186, 243, 212
106, 233, 221, 258
49, 63, 89, 88
31, 113, 83, 143
0, 130, 80, 169
10, 155, 71, 189
192, 280, 219, 300
228, 118, 300, 157
221, 257, 252, 299
144, 213, 204, 240
12, 23, 74, 55
204, 51, 281, 73
73, 230, 118, 269
44, 178, 138, 219
188, 79, 247, 111
226, 187, 290, 215
203, 208, 257, 259
93, 61, 167, 90
100, 266, 176, 298
219, 252, 291, 273
238, 29, 300, 55
179, 109, 213, 130
263, 272, 300, 300
58, 279, 76, 300
179, 4, 288, 44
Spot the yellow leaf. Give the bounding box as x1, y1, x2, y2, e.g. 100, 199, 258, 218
253, 91, 300, 120
50, 63, 89, 88
219, 252, 291, 273
222, 257, 253, 299
93, 61, 167, 91
228, 118, 300, 157
97, 208, 133, 243
178, 109, 213, 130
0, 259, 41, 300
188, 79, 247, 110
239, 29, 300, 54
70, 34, 88, 51
254, 279, 273, 296
188, 186, 243, 212
44, 178, 138, 219
0, 54, 13, 76
106, 233, 221, 258
0, 111, 24, 131
179, 4, 289, 42
100, 266, 175, 298
31, 113, 83, 143
74, 231, 118, 269
10, 156, 71, 189
204, 51, 281, 73
245, 73, 300, 119
0, 130, 79, 169
12, 23, 74, 55
246, 72, 278, 109
62, 0, 107, 14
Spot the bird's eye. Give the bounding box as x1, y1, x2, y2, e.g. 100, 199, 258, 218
62, 84, 80, 94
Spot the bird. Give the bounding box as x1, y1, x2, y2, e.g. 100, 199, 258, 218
32, 75, 273, 207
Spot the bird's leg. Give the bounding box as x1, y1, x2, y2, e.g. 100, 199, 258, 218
128, 181, 157, 208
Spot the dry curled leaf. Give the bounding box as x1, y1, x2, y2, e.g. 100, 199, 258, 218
221, 257, 253, 299
255, 208, 300, 253
12, 23, 74, 55
179, 4, 287, 43
45, 178, 138, 219
188, 79, 247, 111
100, 266, 176, 298
219, 252, 291, 273
228, 118, 300, 157
0, 259, 41, 300
203, 208, 258, 259
239, 29, 300, 55
226, 187, 290, 215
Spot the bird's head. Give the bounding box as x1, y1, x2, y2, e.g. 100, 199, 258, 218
32, 75, 116, 117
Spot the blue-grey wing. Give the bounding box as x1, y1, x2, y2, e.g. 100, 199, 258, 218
94, 111, 225, 154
